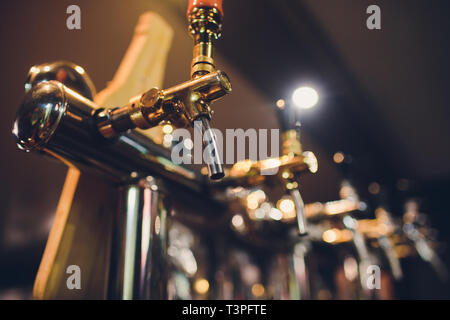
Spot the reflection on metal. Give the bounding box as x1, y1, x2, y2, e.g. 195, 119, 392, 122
13, 80, 207, 190
290, 189, 307, 236
108, 177, 169, 299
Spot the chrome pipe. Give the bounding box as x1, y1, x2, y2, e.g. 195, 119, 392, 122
290, 188, 308, 236
108, 176, 169, 299
12, 80, 208, 192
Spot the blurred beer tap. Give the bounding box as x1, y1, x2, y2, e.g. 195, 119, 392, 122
402, 199, 448, 282
279, 120, 317, 235
223, 101, 318, 236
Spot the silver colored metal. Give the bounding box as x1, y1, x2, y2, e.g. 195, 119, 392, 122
13, 80, 208, 190
378, 235, 403, 281
108, 176, 169, 299
344, 215, 373, 299
196, 117, 224, 180
290, 188, 308, 236
13, 81, 67, 151
25, 61, 96, 100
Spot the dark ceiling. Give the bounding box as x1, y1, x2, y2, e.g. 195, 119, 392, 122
215, 0, 450, 186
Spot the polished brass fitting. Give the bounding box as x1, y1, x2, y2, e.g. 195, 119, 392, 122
97, 70, 231, 138
188, 7, 222, 78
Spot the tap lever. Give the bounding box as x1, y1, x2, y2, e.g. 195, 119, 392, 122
187, 0, 223, 78
187, 0, 223, 18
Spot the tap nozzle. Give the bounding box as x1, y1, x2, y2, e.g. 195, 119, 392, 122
185, 0, 227, 179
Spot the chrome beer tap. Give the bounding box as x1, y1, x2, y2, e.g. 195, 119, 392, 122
14, 0, 230, 182
402, 199, 448, 282
12, 2, 232, 300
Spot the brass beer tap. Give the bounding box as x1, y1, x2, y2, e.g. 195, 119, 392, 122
96, 0, 230, 180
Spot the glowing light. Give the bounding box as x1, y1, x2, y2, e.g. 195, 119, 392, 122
246, 190, 266, 210
154, 216, 161, 235
276, 99, 285, 109
260, 202, 272, 215
269, 208, 283, 221
29, 66, 39, 74
286, 181, 298, 190
333, 152, 344, 164
277, 198, 295, 219
194, 278, 210, 294
292, 86, 319, 109
303, 151, 318, 173
130, 171, 138, 178
201, 167, 209, 176
323, 199, 359, 216
162, 124, 173, 134
343, 256, 359, 281
163, 134, 173, 148
255, 208, 265, 219
230, 159, 253, 176
247, 198, 259, 210
231, 214, 244, 228
251, 283, 265, 297
164, 134, 172, 141
75, 65, 85, 74
323, 228, 340, 243
260, 158, 281, 170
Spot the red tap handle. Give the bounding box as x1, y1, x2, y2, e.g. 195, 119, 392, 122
187, 0, 223, 17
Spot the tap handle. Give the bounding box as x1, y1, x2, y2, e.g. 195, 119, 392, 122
187, 0, 223, 18
195, 117, 224, 180
290, 188, 308, 236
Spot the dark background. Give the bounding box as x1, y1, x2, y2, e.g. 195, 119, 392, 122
0, 0, 449, 299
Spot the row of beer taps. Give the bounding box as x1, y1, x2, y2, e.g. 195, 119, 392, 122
12, 0, 447, 299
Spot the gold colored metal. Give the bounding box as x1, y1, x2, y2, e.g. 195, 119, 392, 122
222, 127, 317, 235
97, 70, 231, 136
282, 129, 302, 157
188, 7, 222, 78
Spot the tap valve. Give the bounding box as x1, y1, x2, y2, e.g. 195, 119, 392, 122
96, 0, 230, 180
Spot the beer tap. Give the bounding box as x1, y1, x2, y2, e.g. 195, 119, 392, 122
14, 0, 230, 182
96, 0, 229, 180
225, 102, 317, 236
278, 118, 315, 236
402, 199, 448, 282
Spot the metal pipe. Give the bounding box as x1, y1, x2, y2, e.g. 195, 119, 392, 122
196, 117, 224, 180
12, 80, 207, 191
107, 176, 169, 299
290, 188, 308, 236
